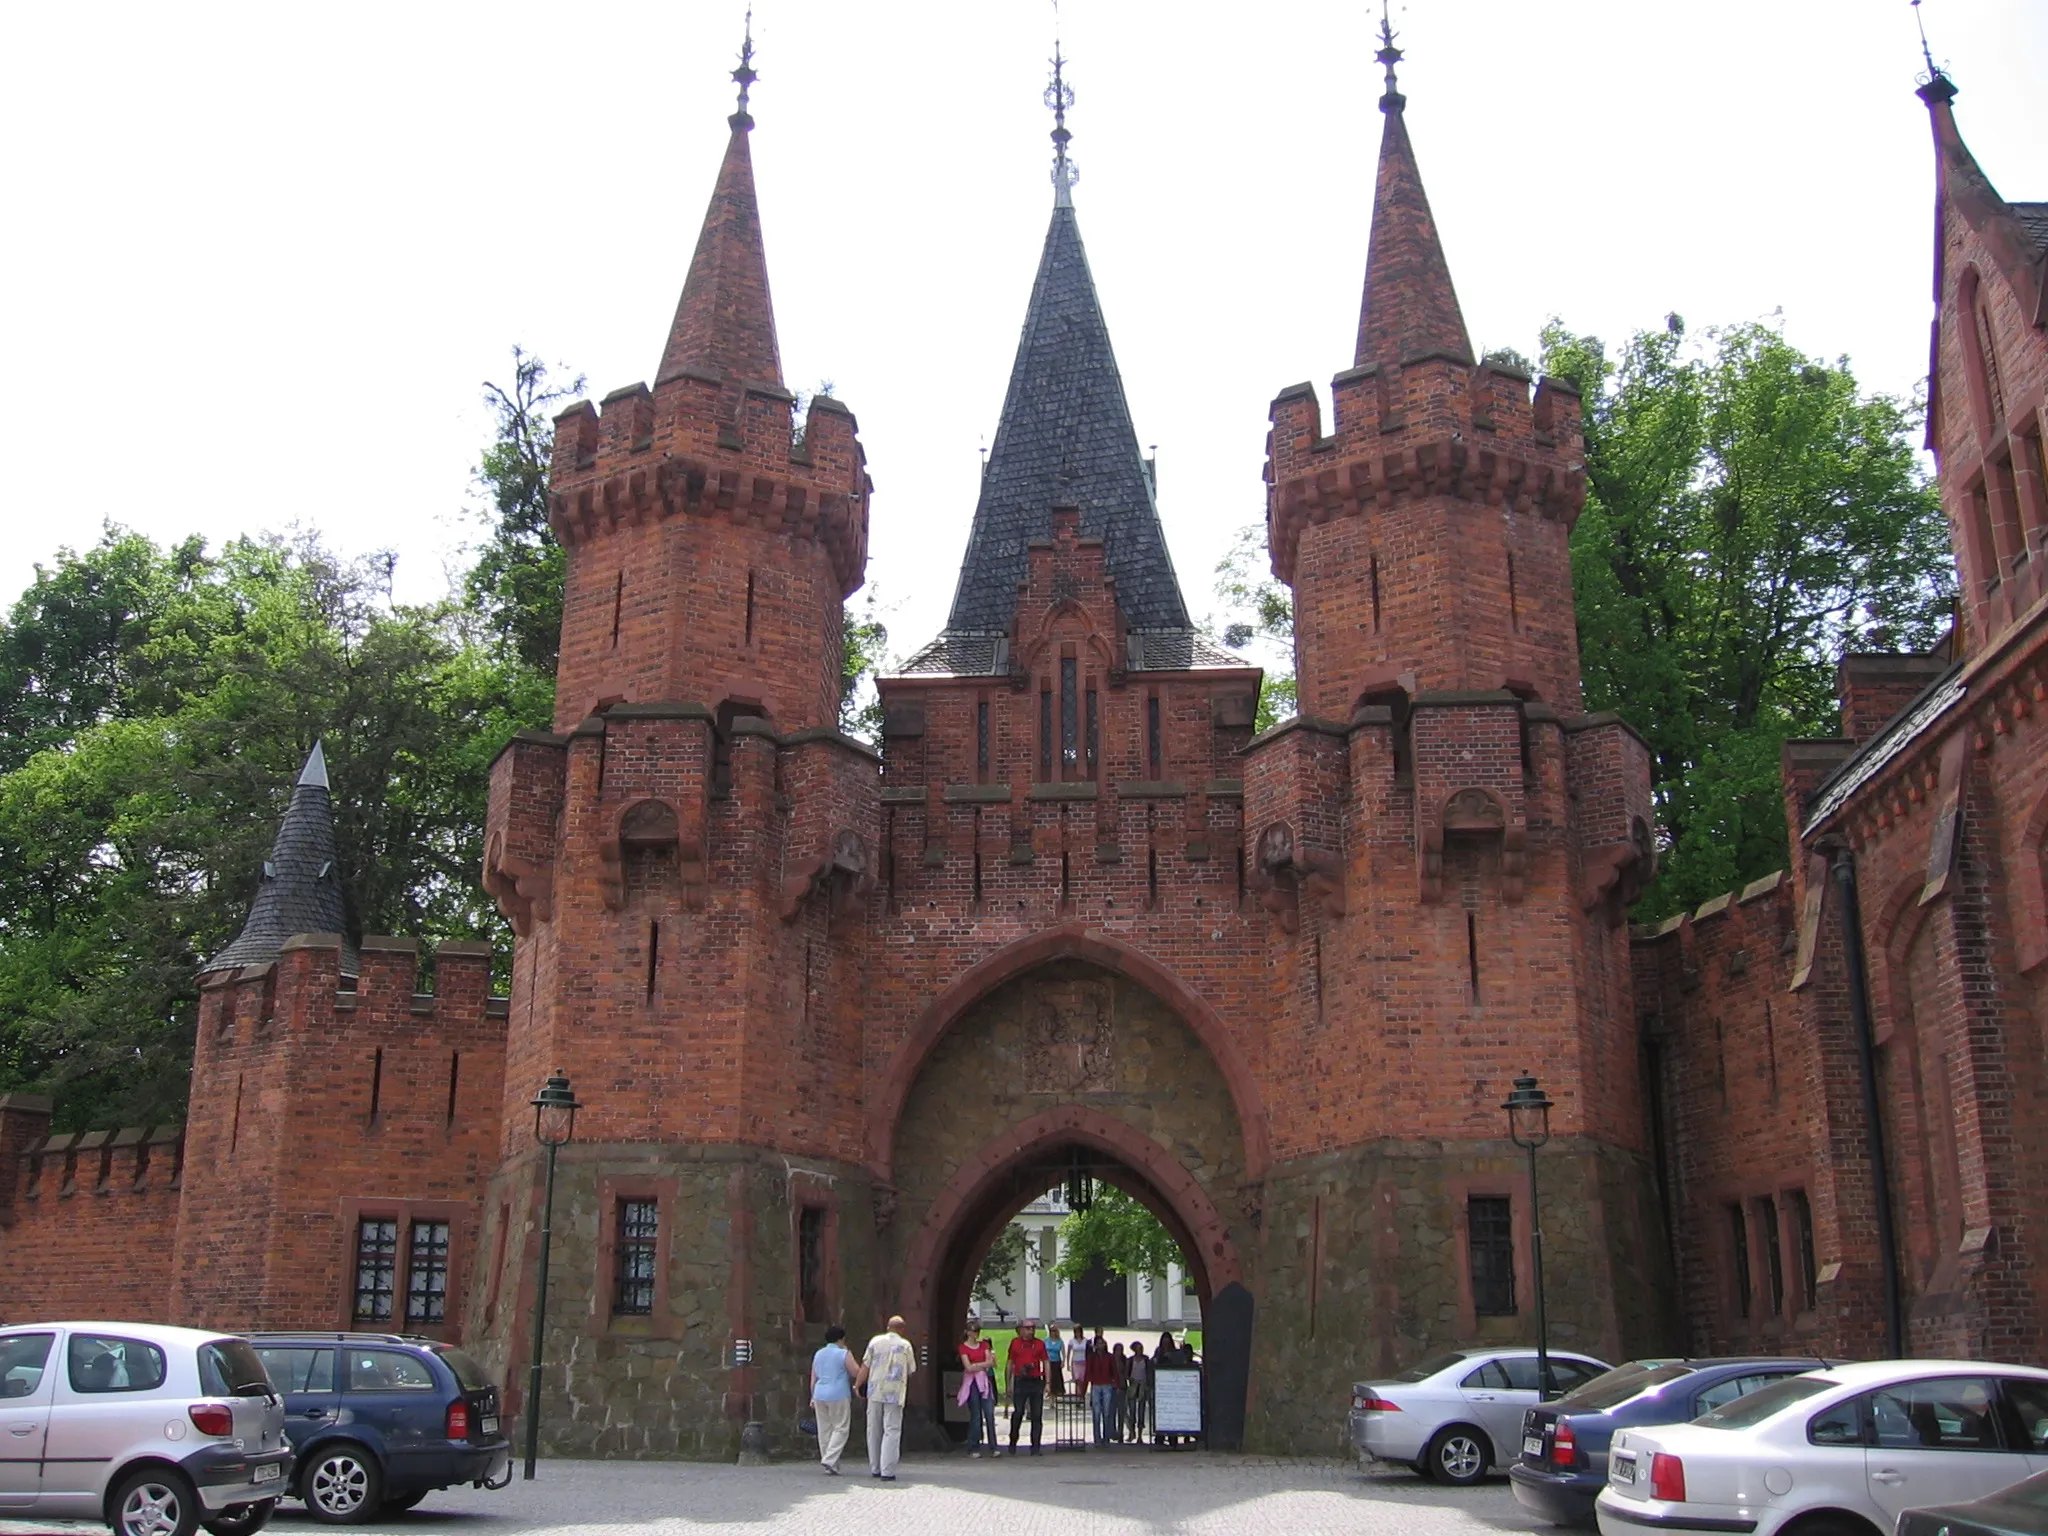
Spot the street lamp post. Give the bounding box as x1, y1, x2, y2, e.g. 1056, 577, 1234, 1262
522, 1070, 580, 1481
1502, 1074, 1555, 1399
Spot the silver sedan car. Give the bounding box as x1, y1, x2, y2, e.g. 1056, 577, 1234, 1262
1349, 1347, 1610, 1484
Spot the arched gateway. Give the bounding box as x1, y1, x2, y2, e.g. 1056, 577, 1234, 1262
878, 941, 1262, 1447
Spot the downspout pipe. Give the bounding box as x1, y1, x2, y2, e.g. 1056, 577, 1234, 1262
1826, 843, 1906, 1358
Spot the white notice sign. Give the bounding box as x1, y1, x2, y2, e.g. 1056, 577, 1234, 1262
1152, 1368, 1202, 1434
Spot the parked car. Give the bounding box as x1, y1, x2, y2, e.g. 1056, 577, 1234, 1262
1509, 1355, 1832, 1525
1898, 1465, 2048, 1535
1350, 1347, 1611, 1484
247, 1333, 510, 1523
0, 1320, 291, 1536
1595, 1360, 2048, 1536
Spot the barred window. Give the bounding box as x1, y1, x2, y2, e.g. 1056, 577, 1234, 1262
1791, 1189, 1818, 1311
1728, 1204, 1752, 1319
1060, 657, 1079, 772
1468, 1196, 1515, 1316
614, 1200, 659, 1316
354, 1219, 399, 1324
406, 1221, 451, 1325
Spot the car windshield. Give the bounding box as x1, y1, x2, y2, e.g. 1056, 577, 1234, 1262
433, 1346, 491, 1392
1695, 1374, 1835, 1429
201, 1339, 275, 1397
1560, 1362, 1695, 1411
1393, 1353, 1472, 1384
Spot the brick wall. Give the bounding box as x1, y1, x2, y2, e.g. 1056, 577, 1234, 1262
0, 1115, 182, 1324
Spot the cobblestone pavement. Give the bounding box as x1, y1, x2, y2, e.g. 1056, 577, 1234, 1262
12, 1453, 1549, 1536
0, 1454, 1549, 1536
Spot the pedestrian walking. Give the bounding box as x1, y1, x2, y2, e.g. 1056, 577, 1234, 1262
1125, 1340, 1150, 1444
1085, 1327, 1117, 1444
809, 1325, 858, 1474
1109, 1343, 1129, 1443
861, 1316, 916, 1481
1005, 1317, 1049, 1454
957, 1322, 998, 1458
1045, 1323, 1066, 1397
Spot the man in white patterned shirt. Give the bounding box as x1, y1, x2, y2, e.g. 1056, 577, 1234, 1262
862, 1315, 917, 1480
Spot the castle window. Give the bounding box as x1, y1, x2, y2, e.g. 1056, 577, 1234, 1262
976, 697, 990, 781
1468, 1195, 1515, 1316
1791, 1189, 1817, 1311
614, 1199, 659, 1316
798, 1205, 829, 1322
1728, 1204, 1752, 1320
1060, 655, 1079, 774
1757, 1197, 1784, 1318
1147, 693, 1163, 778
1039, 685, 1053, 780
353, 1218, 399, 1324
405, 1221, 450, 1325
1085, 687, 1099, 774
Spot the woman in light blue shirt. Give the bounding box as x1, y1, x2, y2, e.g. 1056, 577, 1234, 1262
809, 1325, 861, 1474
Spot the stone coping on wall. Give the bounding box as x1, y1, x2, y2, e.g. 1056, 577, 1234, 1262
1630, 869, 1788, 942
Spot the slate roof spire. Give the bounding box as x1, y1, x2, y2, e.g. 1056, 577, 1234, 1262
655, 15, 783, 391
202, 742, 355, 976
941, 50, 1190, 636
1354, 16, 1474, 370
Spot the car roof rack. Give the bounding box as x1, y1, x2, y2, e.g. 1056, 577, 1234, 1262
244, 1332, 433, 1346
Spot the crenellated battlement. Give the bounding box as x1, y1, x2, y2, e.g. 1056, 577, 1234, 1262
548, 378, 870, 598
202, 933, 507, 1038
17, 1123, 183, 1203
1264, 362, 1585, 585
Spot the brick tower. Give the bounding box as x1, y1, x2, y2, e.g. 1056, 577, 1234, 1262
1244, 22, 1673, 1385
473, 40, 880, 1457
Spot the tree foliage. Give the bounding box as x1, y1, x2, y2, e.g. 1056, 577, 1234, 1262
1211, 525, 1296, 731
1544, 317, 1953, 917
973, 1222, 1035, 1310
1054, 1185, 1185, 1280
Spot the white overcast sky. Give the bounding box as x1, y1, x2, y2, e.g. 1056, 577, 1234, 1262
4, 1, 2044, 661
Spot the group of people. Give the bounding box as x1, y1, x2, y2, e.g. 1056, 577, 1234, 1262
808, 1315, 1200, 1479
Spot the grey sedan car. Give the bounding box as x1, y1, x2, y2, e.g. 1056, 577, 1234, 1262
1349, 1347, 1610, 1484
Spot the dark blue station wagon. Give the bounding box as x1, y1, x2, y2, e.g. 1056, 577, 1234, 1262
248, 1334, 510, 1523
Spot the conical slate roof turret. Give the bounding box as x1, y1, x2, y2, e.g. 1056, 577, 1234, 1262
942, 181, 1190, 635
1354, 23, 1473, 370
202, 742, 354, 977
655, 28, 783, 392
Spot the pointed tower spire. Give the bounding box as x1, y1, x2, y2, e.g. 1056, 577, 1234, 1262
655, 12, 783, 391
939, 48, 1189, 638
203, 742, 354, 976
1354, 11, 1473, 370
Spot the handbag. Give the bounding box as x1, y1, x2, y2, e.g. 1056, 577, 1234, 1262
798, 1413, 819, 1436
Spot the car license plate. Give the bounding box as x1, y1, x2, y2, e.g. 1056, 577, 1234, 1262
252, 1463, 281, 1483
1611, 1454, 1635, 1485
480, 1416, 499, 1435
1523, 1435, 1545, 1458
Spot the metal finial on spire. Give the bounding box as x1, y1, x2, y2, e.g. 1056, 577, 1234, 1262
1376, 0, 1405, 111
1910, 0, 1949, 88
1046, 39, 1078, 207
731, 6, 758, 127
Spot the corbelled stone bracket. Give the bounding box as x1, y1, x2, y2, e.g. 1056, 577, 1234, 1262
1249, 820, 1346, 934
482, 835, 554, 937
779, 828, 875, 925
1580, 816, 1656, 925
1419, 786, 1526, 903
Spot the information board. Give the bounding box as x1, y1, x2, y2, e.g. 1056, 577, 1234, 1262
1151, 1367, 1203, 1434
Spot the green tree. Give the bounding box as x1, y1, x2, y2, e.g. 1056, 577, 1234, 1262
465, 348, 585, 675
0, 530, 550, 1130
1546, 317, 1953, 917
840, 591, 889, 741
1054, 1185, 1185, 1281
973, 1222, 1035, 1311
1211, 525, 1296, 730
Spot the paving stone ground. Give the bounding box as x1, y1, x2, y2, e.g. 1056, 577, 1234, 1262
6, 1452, 1547, 1536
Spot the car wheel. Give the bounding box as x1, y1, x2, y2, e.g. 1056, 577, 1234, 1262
382, 1493, 426, 1514
1425, 1424, 1491, 1486
302, 1445, 383, 1525
203, 1500, 277, 1536
111, 1468, 201, 1536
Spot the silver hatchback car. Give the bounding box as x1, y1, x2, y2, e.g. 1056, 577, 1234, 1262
0, 1322, 291, 1536
1349, 1346, 1611, 1484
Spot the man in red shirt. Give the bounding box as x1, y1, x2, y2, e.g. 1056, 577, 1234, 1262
1006, 1318, 1049, 1455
